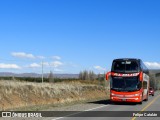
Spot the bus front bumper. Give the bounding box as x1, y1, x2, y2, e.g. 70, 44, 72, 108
110, 97, 141, 102
110, 93, 142, 103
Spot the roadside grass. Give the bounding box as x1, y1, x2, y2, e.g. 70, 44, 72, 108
0, 80, 109, 111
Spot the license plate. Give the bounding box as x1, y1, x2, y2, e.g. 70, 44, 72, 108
122, 99, 126, 101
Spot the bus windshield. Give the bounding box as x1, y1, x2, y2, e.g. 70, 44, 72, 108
111, 76, 142, 92
112, 60, 139, 73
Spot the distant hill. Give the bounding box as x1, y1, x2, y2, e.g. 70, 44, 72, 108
1, 70, 160, 79
0, 72, 79, 78
149, 69, 160, 74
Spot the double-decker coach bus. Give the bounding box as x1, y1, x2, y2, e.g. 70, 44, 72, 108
106, 58, 149, 104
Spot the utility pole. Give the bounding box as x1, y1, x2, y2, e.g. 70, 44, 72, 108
42, 61, 44, 83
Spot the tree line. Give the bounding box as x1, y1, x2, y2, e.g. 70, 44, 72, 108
79, 70, 105, 81
0, 70, 106, 83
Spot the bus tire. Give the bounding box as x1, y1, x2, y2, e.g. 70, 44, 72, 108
144, 93, 148, 101
144, 97, 148, 101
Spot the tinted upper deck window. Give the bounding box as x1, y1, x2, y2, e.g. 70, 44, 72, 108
112, 60, 139, 73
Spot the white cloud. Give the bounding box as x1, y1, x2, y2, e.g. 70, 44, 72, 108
144, 62, 160, 69
94, 66, 106, 71
27, 61, 63, 69
11, 52, 35, 59
29, 63, 41, 68
52, 56, 61, 60
37, 56, 45, 59
51, 61, 63, 67
11, 52, 47, 60
0, 63, 21, 69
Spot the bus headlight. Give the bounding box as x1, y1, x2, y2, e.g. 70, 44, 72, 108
111, 93, 115, 96
134, 93, 140, 96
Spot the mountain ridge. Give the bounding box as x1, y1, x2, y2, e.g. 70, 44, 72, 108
0, 72, 79, 78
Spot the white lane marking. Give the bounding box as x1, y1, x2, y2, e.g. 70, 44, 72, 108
53, 105, 108, 120
53, 117, 65, 120
84, 105, 109, 111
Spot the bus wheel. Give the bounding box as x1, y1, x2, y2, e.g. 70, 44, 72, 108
144, 93, 148, 101
144, 97, 148, 101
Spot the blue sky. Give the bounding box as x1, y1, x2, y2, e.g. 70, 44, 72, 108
0, 0, 160, 74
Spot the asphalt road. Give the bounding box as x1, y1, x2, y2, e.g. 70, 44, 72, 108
1, 91, 160, 120
52, 91, 160, 120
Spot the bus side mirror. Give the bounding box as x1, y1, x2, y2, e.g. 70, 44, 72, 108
139, 71, 143, 81
106, 72, 111, 80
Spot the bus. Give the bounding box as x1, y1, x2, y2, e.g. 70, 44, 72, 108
106, 58, 149, 104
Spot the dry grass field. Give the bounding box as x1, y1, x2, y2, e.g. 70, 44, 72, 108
0, 80, 109, 111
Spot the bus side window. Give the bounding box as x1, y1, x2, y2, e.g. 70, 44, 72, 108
143, 81, 147, 89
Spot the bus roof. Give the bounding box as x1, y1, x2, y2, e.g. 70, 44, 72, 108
113, 58, 141, 61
